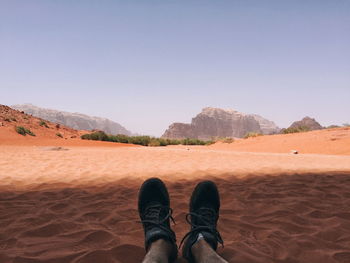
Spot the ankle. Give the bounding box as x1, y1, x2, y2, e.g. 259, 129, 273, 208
148, 239, 177, 262
149, 238, 173, 249
191, 238, 210, 261
192, 239, 228, 263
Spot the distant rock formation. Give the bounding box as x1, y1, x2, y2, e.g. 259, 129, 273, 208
288, 117, 323, 131
162, 107, 280, 139
0, 104, 80, 139
12, 104, 132, 135
249, 114, 281, 134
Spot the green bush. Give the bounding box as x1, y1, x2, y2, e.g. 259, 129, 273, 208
182, 138, 207, 145
166, 139, 181, 145
281, 126, 310, 134
16, 126, 26, 136
222, 137, 234, 143
15, 126, 35, 136
244, 132, 263, 139
149, 139, 161, 146
129, 136, 151, 146
80, 132, 211, 147
39, 121, 49, 128
81, 131, 109, 141
56, 133, 63, 138
115, 134, 129, 143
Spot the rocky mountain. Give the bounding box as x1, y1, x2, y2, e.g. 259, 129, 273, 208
249, 114, 281, 134
162, 107, 280, 139
12, 104, 132, 135
288, 117, 323, 131
0, 104, 80, 139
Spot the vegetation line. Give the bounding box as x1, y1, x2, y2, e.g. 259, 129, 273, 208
81, 131, 214, 146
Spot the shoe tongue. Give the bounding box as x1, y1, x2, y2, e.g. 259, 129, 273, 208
147, 201, 162, 207
145, 202, 169, 221
190, 208, 216, 229
198, 207, 216, 219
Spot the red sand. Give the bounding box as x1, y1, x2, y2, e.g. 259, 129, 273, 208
1, 118, 350, 262
0, 127, 137, 147
1, 174, 350, 263
210, 127, 350, 156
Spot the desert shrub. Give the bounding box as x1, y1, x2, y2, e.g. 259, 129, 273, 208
166, 139, 181, 145
15, 126, 35, 136
108, 135, 119, 142
244, 132, 263, 139
222, 137, 234, 143
204, 140, 216, 145
15, 126, 26, 136
81, 132, 212, 146
55, 124, 60, 129
129, 136, 151, 146
86, 131, 109, 141
281, 126, 310, 134
4, 118, 11, 122
157, 138, 168, 146
181, 138, 207, 145
56, 133, 63, 138
148, 138, 161, 146
326, 125, 340, 129
81, 134, 90, 140
11, 118, 16, 122
39, 121, 49, 128
25, 128, 35, 136
115, 134, 130, 143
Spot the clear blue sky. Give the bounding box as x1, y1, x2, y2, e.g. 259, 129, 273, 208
1, 0, 349, 136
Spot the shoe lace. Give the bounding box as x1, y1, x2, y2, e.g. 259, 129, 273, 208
180, 207, 223, 248
140, 204, 176, 236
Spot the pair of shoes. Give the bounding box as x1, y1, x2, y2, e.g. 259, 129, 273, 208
138, 178, 223, 262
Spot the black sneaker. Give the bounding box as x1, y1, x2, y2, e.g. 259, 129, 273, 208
138, 178, 177, 261
181, 181, 223, 262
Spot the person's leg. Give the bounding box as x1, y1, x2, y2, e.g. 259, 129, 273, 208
142, 239, 175, 263
191, 238, 228, 263
181, 181, 227, 263
138, 178, 178, 263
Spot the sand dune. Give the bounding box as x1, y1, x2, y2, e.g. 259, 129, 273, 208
0, 126, 136, 148
210, 127, 350, 156
1, 144, 350, 262
1, 122, 350, 262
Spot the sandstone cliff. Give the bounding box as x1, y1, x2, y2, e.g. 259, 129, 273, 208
289, 117, 323, 131
12, 104, 132, 135
162, 107, 280, 139
250, 114, 281, 134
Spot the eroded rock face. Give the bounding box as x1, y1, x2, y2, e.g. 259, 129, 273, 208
250, 114, 281, 134
162, 107, 280, 139
289, 117, 323, 131
163, 123, 194, 138
12, 104, 132, 135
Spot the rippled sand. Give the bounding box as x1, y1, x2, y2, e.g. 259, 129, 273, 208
1, 144, 350, 262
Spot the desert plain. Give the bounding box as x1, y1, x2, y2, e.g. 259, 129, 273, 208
1, 125, 350, 263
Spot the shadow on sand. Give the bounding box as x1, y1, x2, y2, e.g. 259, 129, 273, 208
1, 173, 350, 263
